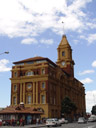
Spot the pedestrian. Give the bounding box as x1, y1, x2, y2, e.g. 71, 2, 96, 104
36, 118, 39, 125
20, 118, 23, 126
17, 120, 19, 126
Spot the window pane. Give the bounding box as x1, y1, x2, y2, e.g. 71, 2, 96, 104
14, 72, 17, 77
42, 82, 45, 88
41, 95, 45, 104
28, 96, 31, 104
42, 69, 45, 74
14, 85, 17, 91
62, 51, 65, 56
27, 84, 32, 89
13, 97, 16, 105
26, 71, 34, 76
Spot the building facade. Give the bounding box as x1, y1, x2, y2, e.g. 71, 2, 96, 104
10, 35, 86, 118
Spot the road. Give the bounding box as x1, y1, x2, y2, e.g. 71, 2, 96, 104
1, 122, 96, 128
44, 122, 96, 128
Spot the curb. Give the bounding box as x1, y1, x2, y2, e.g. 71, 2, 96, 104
29, 124, 46, 128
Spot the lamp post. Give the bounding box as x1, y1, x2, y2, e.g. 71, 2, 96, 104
0, 51, 9, 55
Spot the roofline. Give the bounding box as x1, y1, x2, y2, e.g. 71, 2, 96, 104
13, 57, 57, 67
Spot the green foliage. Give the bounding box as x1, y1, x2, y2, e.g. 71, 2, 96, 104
91, 105, 96, 115
61, 96, 77, 115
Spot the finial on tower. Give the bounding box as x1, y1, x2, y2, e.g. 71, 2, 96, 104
62, 21, 65, 36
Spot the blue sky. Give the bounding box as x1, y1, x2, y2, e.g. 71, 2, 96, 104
0, 0, 96, 113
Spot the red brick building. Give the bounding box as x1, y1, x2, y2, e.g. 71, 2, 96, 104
0, 35, 86, 122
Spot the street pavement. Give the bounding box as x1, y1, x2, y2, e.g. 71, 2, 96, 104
0, 123, 45, 128
1, 122, 96, 128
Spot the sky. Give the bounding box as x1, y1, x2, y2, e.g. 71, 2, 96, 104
0, 0, 96, 113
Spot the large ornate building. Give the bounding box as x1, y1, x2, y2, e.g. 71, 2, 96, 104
10, 35, 86, 118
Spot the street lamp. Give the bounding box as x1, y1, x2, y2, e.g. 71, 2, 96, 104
0, 51, 9, 55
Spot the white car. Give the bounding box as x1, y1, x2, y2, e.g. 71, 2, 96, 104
78, 117, 87, 124
59, 118, 68, 124
46, 118, 61, 127
88, 115, 96, 122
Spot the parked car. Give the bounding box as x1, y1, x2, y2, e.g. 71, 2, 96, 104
46, 118, 61, 127
88, 115, 96, 122
59, 118, 68, 124
78, 117, 87, 124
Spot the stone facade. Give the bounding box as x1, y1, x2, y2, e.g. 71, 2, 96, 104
10, 35, 86, 118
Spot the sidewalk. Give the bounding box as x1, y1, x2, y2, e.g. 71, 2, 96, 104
27, 123, 46, 128
0, 123, 46, 128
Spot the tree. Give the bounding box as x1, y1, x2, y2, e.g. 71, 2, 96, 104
61, 97, 77, 116
91, 105, 96, 115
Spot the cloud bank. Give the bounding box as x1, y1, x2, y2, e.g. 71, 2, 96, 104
0, 0, 95, 44
80, 78, 93, 84
86, 90, 96, 112
0, 59, 11, 72
79, 70, 95, 76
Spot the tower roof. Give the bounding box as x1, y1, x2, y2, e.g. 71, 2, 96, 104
58, 35, 70, 47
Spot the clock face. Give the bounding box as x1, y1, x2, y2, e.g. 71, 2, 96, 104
61, 61, 65, 66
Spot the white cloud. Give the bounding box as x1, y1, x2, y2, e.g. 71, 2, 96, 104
0, 59, 11, 72
73, 39, 79, 44
87, 34, 96, 44
80, 34, 96, 44
21, 38, 38, 44
79, 70, 95, 75
86, 90, 96, 112
21, 38, 54, 45
0, 0, 94, 39
92, 60, 96, 67
80, 78, 93, 84
40, 39, 54, 45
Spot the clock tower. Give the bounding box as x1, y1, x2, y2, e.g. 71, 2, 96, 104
56, 35, 75, 77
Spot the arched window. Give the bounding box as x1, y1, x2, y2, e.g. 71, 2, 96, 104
62, 51, 65, 56
27, 84, 32, 89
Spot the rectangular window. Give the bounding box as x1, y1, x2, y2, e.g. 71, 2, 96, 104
42, 82, 45, 89
14, 85, 17, 91
14, 72, 17, 77
13, 97, 16, 105
28, 95, 31, 104
41, 95, 45, 104
42, 69, 45, 74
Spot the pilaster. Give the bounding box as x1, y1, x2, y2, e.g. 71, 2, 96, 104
36, 82, 38, 104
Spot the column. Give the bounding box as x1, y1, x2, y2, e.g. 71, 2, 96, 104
33, 82, 35, 104
20, 83, 22, 102
58, 49, 60, 60
36, 82, 38, 104
23, 83, 25, 104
